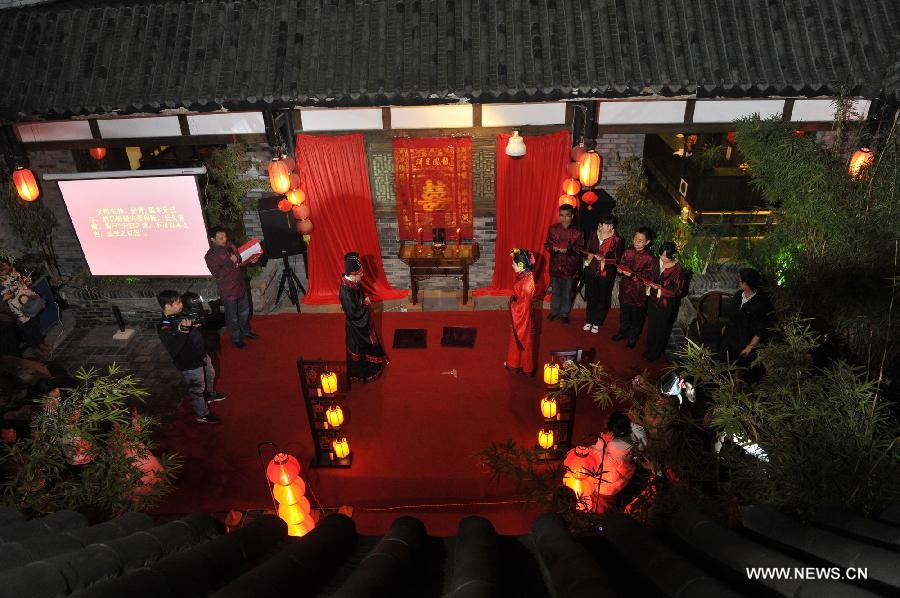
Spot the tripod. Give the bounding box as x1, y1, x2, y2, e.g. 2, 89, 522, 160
275, 252, 306, 313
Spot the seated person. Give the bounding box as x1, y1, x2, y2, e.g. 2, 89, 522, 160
592, 411, 641, 498
0, 259, 49, 358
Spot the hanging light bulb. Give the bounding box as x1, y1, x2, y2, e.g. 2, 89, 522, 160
505, 130, 526, 158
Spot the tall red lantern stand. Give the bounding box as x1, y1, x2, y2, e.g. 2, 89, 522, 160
257, 442, 318, 536
536, 349, 580, 461
296, 358, 353, 468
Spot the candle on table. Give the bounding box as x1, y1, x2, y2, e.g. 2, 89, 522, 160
456, 228, 461, 246
417, 227, 423, 246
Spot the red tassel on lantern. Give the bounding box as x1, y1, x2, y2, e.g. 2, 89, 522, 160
12, 167, 40, 202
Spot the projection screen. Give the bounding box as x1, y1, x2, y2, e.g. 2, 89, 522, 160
58, 175, 212, 276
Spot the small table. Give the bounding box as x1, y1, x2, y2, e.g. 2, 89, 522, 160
398, 242, 480, 305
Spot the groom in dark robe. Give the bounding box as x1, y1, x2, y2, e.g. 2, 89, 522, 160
339, 252, 388, 382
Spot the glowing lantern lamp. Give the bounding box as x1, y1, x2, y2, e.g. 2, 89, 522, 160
558, 194, 577, 208
578, 151, 601, 187
848, 148, 873, 179
540, 396, 558, 419
293, 203, 311, 221
277, 198, 292, 212
89, 147, 107, 160
12, 167, 40, 202
288, 518, 315, 537
566, 161, 580, 179
296, 219, 314, 235
320, 371, 338, 394
563, 445, 603, 512
543, 361, 560, 386
561, 178, 581, 196
278, 502, 307, 525
581, 190, 598, 207
272, 479, 306, 504
266, 452, 301, 486
325, 404, 344, 428
538, 428, 555, 450
333, 437, 350, 459
725, 131, 736, 144
268, 157, 292, 194
287, 187, 306, 205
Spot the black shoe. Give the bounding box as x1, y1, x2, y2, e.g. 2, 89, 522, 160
548, 313, 559, 321
626, 339, 637, 349
561, 316, 570, 324
611, 334, 626, 342
244, 332, 259, 339
233, 340, 245, 349
206, 392, 227, 403
196, 413, 222, 424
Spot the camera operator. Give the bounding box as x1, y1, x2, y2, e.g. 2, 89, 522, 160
157, 290, 225, 424
205, 227, 260, 349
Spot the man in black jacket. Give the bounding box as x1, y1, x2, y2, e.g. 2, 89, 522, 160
157, 290, 224, 424
720, 268, 773, 369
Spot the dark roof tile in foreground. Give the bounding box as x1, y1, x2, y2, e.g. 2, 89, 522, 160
0, 0, 897, 120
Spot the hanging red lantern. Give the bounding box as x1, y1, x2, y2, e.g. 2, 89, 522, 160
570, 142, 587, 163
266, 452, 301, 486
277, 198, 292, 212
848, 148, 874, 179
292, 204, 310, 221
272, 478, 306, 504
725, 131, 736, 144
282, 154, 296, 172
685, 135, 698, 153
289, 173, 301, 190
793, 130, 806, 138
578, 151, 601, 187
89, 147, 107, 160
558, 194, 577, 208
561, 178, 581, 196
268, 158, 292, 194
12, 167, 40, 202
296, 219, 314, 235
581, 190, 598, 206
286, 188, 306, 205
563, 445, 602, 511
566, 161, 580, 179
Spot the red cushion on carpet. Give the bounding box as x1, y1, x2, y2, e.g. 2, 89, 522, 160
155, 309, 664, 535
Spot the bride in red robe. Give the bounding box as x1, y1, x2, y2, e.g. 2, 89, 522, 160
505, 248, 536, 375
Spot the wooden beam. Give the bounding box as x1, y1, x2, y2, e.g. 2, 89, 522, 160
381, 107, 391, 130
684, 100, 696, 125
178, 114, 191, 136
472, 104, 482, 127
564, 102, 575, 125
593, 122, 835, 134
88, 119, 101, 139
781, 98, 795, 122
21, 134, 268, 151
292, 110, 303, 132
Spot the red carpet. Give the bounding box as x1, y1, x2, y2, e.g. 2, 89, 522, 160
155, 308, 664, 535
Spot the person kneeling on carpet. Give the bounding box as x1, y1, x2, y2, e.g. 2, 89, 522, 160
157, 290, 225, 424
340, 253, 388, 382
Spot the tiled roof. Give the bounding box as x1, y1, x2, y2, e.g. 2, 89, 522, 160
2, 505, 900, 596
0, 0, 897, 119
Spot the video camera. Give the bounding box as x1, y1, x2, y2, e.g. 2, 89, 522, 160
176, 292, 207, 328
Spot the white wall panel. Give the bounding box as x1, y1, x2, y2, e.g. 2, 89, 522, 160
97, 116, 182, 138
186, 112, 265, 134
300, 108, 383, 131
482, 103, 566, 127
15, 121, 93, 142
597, 101, 687, 124
692, 100, 784, 123
390, 105, 473, 129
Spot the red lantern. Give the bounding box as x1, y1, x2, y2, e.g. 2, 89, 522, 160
296, 219, 314, 235
725, 131, 736, 144
558, 194, 577, 208
566, 161, 580, 179
793, 130, 806, 138
581, 190, 598, 206
12, 167, 40, 202
848, 148, 873, 179
289, 173, 301, 190
89, 147, 107, 160
268, 158, 292, 194
685, 134, 698, 153
570, 142, 587, 163
561, 178, 581, 196
266, 453, 301, 486
277, 198, 292, 212
286, 188, 305, 205
563, 445, 602, 511
578, 151, 602, 187
292, 204, 310, 221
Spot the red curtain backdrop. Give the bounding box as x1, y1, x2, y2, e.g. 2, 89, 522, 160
295, 134, 407, 305
474, 131, 571, 296
393, 137, 473, 242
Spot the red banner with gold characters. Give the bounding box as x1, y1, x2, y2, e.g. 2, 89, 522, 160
393, 137, 473, 242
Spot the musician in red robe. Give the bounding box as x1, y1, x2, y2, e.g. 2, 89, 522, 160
582, 215, 623, 333
504, 248, 536, 375
643, 242, 687, 362
612, 227, 656, 348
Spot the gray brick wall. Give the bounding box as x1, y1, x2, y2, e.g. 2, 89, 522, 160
594, 133, 646, 190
